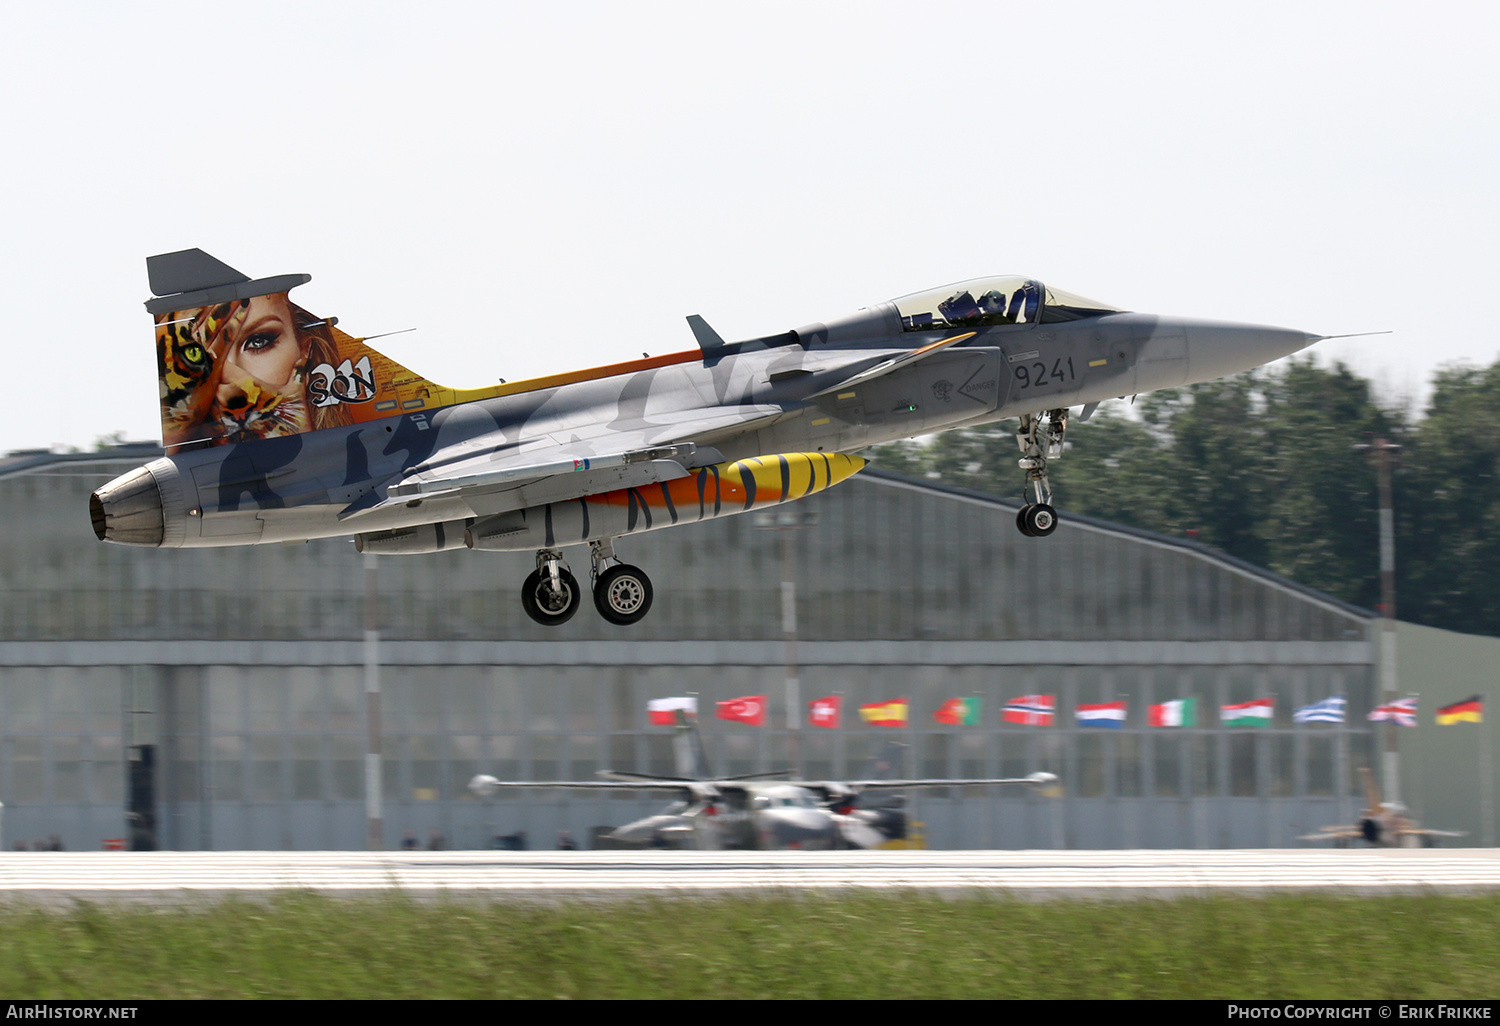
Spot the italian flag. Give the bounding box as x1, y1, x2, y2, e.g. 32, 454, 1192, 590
1221, 698, 1274, 727
1148, 698, 1197, 727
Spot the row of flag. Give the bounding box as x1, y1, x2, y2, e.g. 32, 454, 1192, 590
647, 694, 1486, 729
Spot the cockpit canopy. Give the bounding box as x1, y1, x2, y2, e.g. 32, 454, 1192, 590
892, 276, 1124, 332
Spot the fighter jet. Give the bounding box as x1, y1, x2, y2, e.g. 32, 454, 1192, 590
1299, 768, 1467, 848
93, 249, 1325, 626
468, 712, 1056, 850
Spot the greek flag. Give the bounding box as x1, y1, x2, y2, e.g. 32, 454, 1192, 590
1294, 696, 1346, 724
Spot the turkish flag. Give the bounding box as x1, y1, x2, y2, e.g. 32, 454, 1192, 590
808, 695, 842, 729
716, 695, 767, 726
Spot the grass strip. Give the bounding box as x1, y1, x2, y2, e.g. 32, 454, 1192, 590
0, 891, 1497, 999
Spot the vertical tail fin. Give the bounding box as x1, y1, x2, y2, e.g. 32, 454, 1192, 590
146, 249, 499, 451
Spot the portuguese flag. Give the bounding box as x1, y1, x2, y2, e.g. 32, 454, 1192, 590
933, 697, 982, 726
1436, 696, 1484, 725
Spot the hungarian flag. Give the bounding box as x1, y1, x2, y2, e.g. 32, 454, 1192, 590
647, 696, 697, 726
1437, 696, 1484, 725
933, 697, 982, 726
1002, 695, 1055, 726
860, 699, 909, 727
808, 695, 842, 729
1148, 698, 1197, 727
1369, 697, 1417, 726
1076, 701, 1127, 728
716, 695, 767, 726
1221, 698, 1274, 727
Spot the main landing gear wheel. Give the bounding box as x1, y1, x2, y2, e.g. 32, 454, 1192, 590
594, 564, 654, 626
1022, 503, 1058, 537
521, 567, 581, 626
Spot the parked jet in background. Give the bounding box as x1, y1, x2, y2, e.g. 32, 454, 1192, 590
94, 249, 1326, 626
1300, 768, 1467, 848
468, 713, 1055, 850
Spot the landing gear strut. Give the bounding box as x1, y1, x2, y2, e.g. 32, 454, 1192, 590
1015, 409, 1067, 537
589, 539, 654, 626
521, 549, 581, 626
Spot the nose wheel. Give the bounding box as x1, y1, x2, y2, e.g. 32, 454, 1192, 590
1015, 409, 1067, 537
1016, 502, 1058, 537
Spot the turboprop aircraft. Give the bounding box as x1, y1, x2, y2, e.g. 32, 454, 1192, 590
468, 712, 1056, 850
92, 249, 1326, 626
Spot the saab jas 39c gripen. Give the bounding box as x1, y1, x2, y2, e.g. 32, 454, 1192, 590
92, 249, 1324, 626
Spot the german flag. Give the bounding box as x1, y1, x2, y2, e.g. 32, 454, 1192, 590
1436, 696, 1484, 725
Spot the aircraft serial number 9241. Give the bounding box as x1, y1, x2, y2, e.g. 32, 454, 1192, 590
92, 250, 1323, 627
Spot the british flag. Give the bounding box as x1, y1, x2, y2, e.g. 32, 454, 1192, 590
1002, 694, 1056, 726
1368, 697, 1417, 727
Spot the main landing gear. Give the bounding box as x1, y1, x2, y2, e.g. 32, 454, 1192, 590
519, 541, 655, 627
1015, 409, 1067, 538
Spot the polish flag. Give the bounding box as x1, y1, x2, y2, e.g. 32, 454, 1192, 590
809, 695, 842, 729
717, 695, 767, 726
647, 696, 697, 726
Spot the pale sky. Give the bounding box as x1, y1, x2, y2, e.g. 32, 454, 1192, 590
1, 1, 1495, 452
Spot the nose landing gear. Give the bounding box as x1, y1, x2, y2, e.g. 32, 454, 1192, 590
1015, 409, 1066, 537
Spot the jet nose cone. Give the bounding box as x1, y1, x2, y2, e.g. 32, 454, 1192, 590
1181, 318, 1319, 384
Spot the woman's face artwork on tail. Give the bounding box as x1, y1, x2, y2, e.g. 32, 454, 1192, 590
156, 292, 314, 447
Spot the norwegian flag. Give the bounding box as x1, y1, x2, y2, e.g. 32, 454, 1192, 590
1002, 694, 1056, 726
1368, 697, 1418, 727
716, 695, 767, 726
808, 695, 842, 729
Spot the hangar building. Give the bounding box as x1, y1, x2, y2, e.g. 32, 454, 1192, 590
0, 444, 1393, 851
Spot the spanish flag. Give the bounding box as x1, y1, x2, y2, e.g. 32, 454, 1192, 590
859, 699, 909, 727
1436, 696, 1484, 725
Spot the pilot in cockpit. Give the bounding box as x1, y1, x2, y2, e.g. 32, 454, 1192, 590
977, 289, 1010, 320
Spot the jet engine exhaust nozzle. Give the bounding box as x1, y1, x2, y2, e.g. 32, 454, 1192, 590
90, 466, 165, 546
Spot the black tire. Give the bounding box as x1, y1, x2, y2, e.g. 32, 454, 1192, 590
1024, 503, 1058, 537
594, 564, 654, 625
1016, 504, 1035, 537
521, 567, 581, 626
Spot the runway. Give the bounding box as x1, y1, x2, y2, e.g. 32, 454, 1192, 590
2, 849, 1500, 905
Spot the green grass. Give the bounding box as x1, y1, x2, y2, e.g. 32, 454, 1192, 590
1, 892, 1497, 999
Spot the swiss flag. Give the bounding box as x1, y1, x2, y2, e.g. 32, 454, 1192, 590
808, 695, 842, 729
716, 695, 767, 726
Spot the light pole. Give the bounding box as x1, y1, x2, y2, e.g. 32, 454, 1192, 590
755, 507, 818, 777
1356, 437, 1402, 804
364, 551, 383, 850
